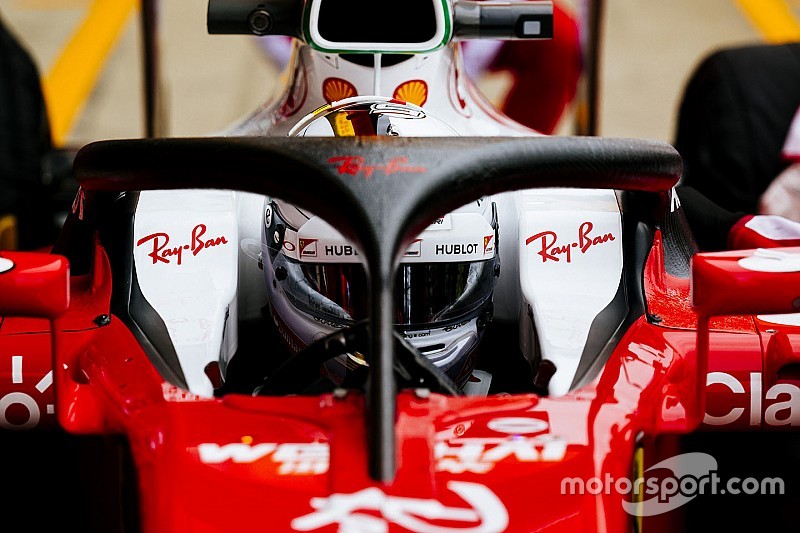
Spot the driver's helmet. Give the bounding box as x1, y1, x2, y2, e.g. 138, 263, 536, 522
262, 97, 499, 388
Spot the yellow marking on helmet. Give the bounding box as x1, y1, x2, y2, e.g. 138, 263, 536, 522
332, 112, 356, 137
308, 102, 333, 117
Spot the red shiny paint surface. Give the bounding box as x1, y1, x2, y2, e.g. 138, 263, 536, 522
0, 332, 55, 430
0, 246, 112, 431
690, 247, 800, 431
0, 251, 69, 319
8, 237, 800, 529
699, 332, 763, 430
42, 309, 696, 531
691, 246, 800, 317
644, 231, 753, 332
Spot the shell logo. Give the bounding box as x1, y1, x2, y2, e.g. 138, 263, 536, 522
322, 78, 358, 103
393, 80, 428, 107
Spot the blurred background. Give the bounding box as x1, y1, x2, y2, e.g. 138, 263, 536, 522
2, 0, 796, 147
0, 0, 798, 251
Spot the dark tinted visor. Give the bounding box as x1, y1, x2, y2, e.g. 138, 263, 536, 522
277, 257, 498, 327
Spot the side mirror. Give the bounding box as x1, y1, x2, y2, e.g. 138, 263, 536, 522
0, 252, 100, 433
688, 247, 800, 430
0, 252, 69, 318
691, 247, 800, 317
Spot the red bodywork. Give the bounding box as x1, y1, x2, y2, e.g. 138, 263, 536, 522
7, 233, 793, 531
2, 149, 799, 530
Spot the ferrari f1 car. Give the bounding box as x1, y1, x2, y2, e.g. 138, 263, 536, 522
2, 0, 800, 531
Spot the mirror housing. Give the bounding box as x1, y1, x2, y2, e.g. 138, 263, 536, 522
687, 247, 800, 432
692, 247, 800, 317
0, 252, 69, 319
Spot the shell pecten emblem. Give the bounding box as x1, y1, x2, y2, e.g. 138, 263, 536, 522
322, 77, 358, 103
394, 80, 429, 106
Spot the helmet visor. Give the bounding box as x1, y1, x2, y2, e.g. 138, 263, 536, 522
280, 257, 498, 327
393, 261, 496, 326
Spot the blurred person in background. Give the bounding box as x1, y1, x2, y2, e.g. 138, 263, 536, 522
0, 12, 75, 251
674, 42, 800, 222
0, 11, 53, 250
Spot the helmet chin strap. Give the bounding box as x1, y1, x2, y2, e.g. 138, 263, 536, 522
373, 53, 382, 96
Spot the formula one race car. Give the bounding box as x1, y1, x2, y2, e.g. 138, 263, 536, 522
2, 0, 800, 531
